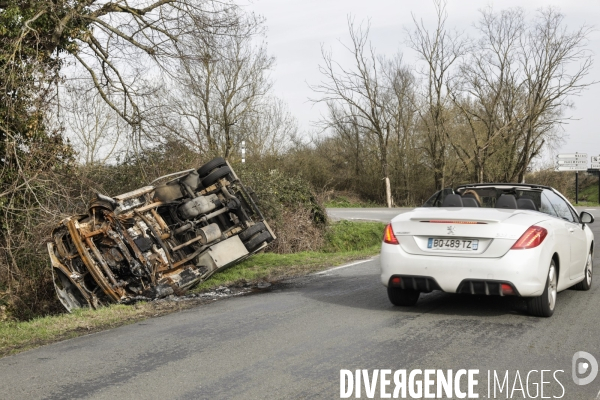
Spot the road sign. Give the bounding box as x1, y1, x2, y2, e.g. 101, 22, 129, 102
555, 153, 587, 171
591, 155, 600, 170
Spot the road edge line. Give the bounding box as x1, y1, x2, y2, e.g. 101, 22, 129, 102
312, 257, 376, 275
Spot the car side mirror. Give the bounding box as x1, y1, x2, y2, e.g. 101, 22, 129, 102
580, 211, 594, 224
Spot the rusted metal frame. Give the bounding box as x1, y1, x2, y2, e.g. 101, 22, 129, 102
222, 225, 243, 238
134, 210, 175, 275
113, 186, 155, 201
48, 243, 94, 307
151, 209, 169, 232
135, 201, 164, 214
80, 222, 110, 239
84, 237, 121, 289
105, 212, 150, 266
197, 182, 220, 196
106, 228, 153, 283
105, 230, 136, 265
171, 233, 205, 251
54, 230, 80, 261
172, 244, 208, 268
66, 219, 121, 302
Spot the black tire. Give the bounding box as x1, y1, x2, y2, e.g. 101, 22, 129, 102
244, 230, 272, 251
574, 250, 593, 291
202, 166, 231, 187
198, 157, 227, 178
239, 222, 266, 242
527, 260, 557, 317
387, 287, 420, 306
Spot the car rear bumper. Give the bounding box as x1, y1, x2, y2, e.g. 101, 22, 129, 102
380, 242, 551, 297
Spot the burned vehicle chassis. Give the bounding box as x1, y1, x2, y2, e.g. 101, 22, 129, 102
48, 158, 275, 311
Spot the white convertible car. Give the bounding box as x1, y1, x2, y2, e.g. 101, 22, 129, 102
380, 184, 594, 317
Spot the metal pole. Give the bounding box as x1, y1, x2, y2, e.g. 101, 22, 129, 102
575, 171, 579, 204
598, 172, 600, 205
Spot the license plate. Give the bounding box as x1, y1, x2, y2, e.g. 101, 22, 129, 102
427, 238, 479, 251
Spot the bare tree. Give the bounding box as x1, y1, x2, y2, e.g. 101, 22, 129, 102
450, 6, 594, 182
156, 10, 275, 160
406, 0, 468, 189
509, 7, 594, 182
448, 7, 524, 183
311, 18, 405, 207
238, 97, 298, 159
61, 80, 127, 165
384, 58, 419, 203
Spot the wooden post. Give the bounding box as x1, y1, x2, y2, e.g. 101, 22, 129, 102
575, 171, 579, 204
385, 177, 392, 208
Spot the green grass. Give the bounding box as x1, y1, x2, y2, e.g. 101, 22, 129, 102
323, 220, 386, 252
572, 201, 600, 207
573, 183, 600, 206
0, 304, 161, 357
1, 220, 385, 357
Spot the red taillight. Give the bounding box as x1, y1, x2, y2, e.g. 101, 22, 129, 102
511, 226, 548, 250
501, 283, 515, 295
391, 276, 402, 285
383, 224, 399, 245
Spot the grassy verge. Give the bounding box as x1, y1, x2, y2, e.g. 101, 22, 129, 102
0, 302, 195, 357
1, 221, 385, 357
572, 201, 600, 207
572, 181, 600, 206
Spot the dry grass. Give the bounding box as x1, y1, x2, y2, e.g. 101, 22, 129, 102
269, 206, 325, 253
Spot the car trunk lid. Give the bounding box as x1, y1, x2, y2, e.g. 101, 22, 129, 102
391, 207, 549, 258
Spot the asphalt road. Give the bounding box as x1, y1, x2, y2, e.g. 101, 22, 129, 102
1, 208, 599, 399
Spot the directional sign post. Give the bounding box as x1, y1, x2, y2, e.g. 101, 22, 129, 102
555, 153, 588, 171
556, 153, 587, 204
591, 155, 600, 170
591, 156, 600, 204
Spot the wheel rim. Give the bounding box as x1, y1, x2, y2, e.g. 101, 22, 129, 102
586, 253, 593, 285
548, 265, 557, 310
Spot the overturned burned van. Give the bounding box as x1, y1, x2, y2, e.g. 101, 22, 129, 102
48, 158, 275, 311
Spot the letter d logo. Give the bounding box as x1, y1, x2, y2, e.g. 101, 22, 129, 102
572, 351, 598, 385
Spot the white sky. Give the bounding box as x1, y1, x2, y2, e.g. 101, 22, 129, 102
244, 0, 600, 163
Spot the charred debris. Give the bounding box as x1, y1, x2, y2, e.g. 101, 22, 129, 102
48, 158, 276, 312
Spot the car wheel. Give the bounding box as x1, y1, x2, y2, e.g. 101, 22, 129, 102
527, 260, 557, 317
239, 222, 266, 242
198, 157, 226, 178
387, 287, 420, 306
574, 250, 593, 291
244, 231, 272, 251
202, 166, 231, 187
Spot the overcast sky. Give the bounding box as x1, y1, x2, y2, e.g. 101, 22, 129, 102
244, 0, 600, 165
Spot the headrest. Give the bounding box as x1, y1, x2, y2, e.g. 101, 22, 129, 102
496, 194, 517, 209
462, 197, 479, 207
442, 194, 463, 207
517, 198, 537, 211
